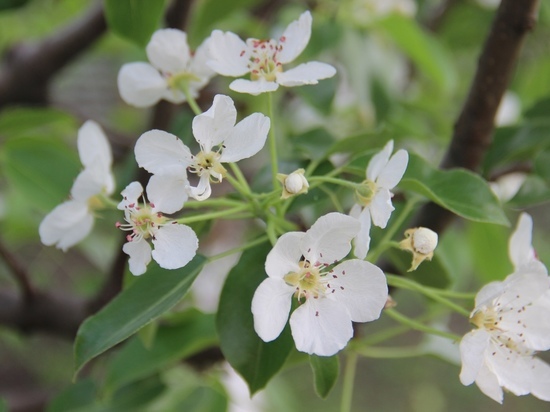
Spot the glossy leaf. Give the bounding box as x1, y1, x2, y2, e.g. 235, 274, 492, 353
104, 0, 165, 47
74, 256, 206, 376
217, 242, 293, 395
400, 154, 508, 225
104, 310, 218, 392
309, 355, 339, 399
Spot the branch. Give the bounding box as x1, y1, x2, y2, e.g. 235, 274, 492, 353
412, 0, 540, 233
0, 2, 106, 108
0, 239, 34, 302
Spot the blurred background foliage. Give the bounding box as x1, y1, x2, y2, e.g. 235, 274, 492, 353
0, 0, 549, 411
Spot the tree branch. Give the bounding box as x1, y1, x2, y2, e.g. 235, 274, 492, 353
0, 239, 34, 302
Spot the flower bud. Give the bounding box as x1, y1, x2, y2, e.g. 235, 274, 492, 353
399, 227, 438, 271
277, 169, 309, 199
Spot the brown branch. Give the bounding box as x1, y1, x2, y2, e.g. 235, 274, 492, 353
412, 0, 540, 233
0, 1, 106, 108
0, 239, 34, 302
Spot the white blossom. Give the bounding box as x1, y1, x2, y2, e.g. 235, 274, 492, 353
39, 121, 114, 251
252, 212, 388, 356
116, 181, 198, 276
277, 168, 309, 199
207, 11, 336, 95
135, 94, 270, 206
118, 29, 214, 108
350, 140, 408, 259
399, 227, 438, 271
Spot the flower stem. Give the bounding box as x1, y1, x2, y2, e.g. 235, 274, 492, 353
207, 235, 269, 262
176, 205, 249, 224
267, 92, 279, 191
181, 83, 202, 116
308, 176, 359, 191
340, 350, 358, 412
355, 345, 425, 359
228, 163, 252, 195
384, 308, 462, 341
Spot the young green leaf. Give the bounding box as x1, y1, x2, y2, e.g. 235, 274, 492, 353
309, 354, 339, 399
217, 242, 293, 395
74, 256, 206, 376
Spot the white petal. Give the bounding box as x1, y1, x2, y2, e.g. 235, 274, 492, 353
152, 224, 198, 270
277, 11, 312, 64
475, 362, 503, 404
187, 174, 212, 201
39, 200, 93, 252
459, 329, 490, 386
276, 62, 336, 87
265, 232, 305, 279
192, 94, 237, 151
474, 280, 504, 309
251, 278, 294, 342
70, 164, 106, 201
367, 140, 393, 181
487, 341, 531, 397
290, 298, 353, 356
229, 78, 279, 95
505, 304, 550, 351
328, 260, 387, 322
123, 238, 152, 276
220, 113, 270, 163
207, 30, 251, 77
509, 213, 536, 271
530, 357, 550, 401
376, 149, 408, 190
499, 270, 550, 311
369, 189, 394, 228
135, 129, 192, 175
353, 207, 371, 259
146, 174, 189, 214
117, 62, 167, 108
302, 212, 359, 265
77, 120, 112, 170
146, 29, 191, 73
188, 36, 216, 87
118, 181, 143, 210
160, 87, 187, 105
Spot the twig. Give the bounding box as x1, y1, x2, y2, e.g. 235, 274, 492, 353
0, 239, 34, 302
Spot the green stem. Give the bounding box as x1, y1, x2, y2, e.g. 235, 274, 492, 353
267, 92, 279, 191
181, 83, 202, 116
384, 309, 462, 341
225, 173, 252, 200
354, 346, 425, 359
386, 275, 471, 317
176, 205, 249, 225
318, 185, 344, 213
184, 198, 245, 209
207, 235, 269, 262
308, 176, 359, 191
228, 163, 252, 195
340, 351, 358, 412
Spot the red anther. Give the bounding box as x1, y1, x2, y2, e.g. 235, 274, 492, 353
280, 36, 286, 42
128, 203, 135, 208
150, 202, 155, 208
240, 50, 245, 57
126, 234, 133, 242
115, 222, 121, 228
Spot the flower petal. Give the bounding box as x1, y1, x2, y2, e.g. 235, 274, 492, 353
530, 357, 550, 401
369, 189, 394, 228
118, 181, 143, 210
77, 120, 112, 170
290, 298, 353, 356
265, 232, 305, 279
188, 36, 216, 87
376, 149, 408, 190
146, 174, 189, 214
353, 206, 371, 259
146, 29, 191, 73
367, 140, 393, 181
459, 329, 490, 386
229, 78, 279, 95
207, 30, 251, 77
152, 224, 198, 270
39, 200, 93, 251
473, 280, 504, 309
117, 62, 167, 108
251, 278, 294, 342
123, 238, 152, 276
277, 11, 312, 64
475, 362, 503, 404
220, 113, 270, 163
276, 62, 336, 87
192, 94, 237, 151
509, 213, 536, 271
302, 212, 359, 264
328, 260, 387, 322
187, 174, 212, 201
135, 129, 192, 175
487, 341, 532, 397
70, 163, 109, 201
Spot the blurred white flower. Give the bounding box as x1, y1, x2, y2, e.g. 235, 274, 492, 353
252, 212, 387, 356
39, 121, 114, 251
489, 172, 526, 203
351, 0, 417, 26
207, 11, 336, 95
495, 91, 521, 126
118, 29, 214, 107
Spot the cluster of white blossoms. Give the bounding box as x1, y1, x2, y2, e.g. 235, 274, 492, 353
460, 213, 550, 403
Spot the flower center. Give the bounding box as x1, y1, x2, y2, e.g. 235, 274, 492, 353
248, 39, 283, 82
189, 150, 227, 182
167, 71, 201, 91
283, 261, 327, 300
117, 203, 167, 242
471, 307, 500, 331
355, 179, 377, 206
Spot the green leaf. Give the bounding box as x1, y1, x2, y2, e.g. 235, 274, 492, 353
74, 256, 206, 376
401, 154, 508, 225
217, 242, 293, 394
309, 355, 339, 399
46, 379, 97, 412
375, 14, 456, 94
293, 75, 337, 116
104, 0, 165, 48
0, 0, 31, 11
1, 136, 81, 211
0, 398, 7, 412
293, 128, 336, 161
0, 107, 77, 139
104, 310, 218, 392
508, 175, 550, 207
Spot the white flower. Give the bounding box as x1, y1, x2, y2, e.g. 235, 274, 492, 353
251, 212, 388, 356
39, 121, 114, 251
350, 140, 408, 259
135, 94, 270, 206
399, 227, 438, 271
118, 29, 214, 108
207, 11, 336, 95
277, 168, 309, 199
116, 181, 198, 276
489, 172, 526, 203
459, 214, 550, 403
